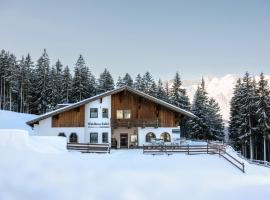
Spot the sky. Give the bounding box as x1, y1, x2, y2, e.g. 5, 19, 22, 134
0, 0, 270, 80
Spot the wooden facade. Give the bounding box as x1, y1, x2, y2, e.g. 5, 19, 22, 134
111, 91, 182, 127
52, 105, 85, 127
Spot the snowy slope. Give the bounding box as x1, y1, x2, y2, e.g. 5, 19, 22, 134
175, 74, 270, 121
0, 129, 67, 153
0, 110, 36, 132
0, 130, 270, 200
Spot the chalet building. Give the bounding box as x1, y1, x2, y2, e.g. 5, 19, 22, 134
26, 86, 195, 148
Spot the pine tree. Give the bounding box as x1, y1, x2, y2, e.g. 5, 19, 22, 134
189, 78, 211, 140
30, 49, 50, 114
71, 55, 96, 102
255, 73, 270, 161
116, 76, 124, 88
229, 79, 244, 150
142, 71, 155, 94
170, 72, 190, 110
208, 98, 225, 140
134, 74, 145, 91
156, 79, 167, 101
17, 54, 33, 113
122, 73, 133, 87
239, 72, 258, 160
97, 68, 114, 93
47, 66, 58, 110
62, 66, 72, 103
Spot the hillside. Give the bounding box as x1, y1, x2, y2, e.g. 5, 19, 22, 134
0, 110, 36, 133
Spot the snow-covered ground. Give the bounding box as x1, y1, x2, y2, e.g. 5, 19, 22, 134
0, 110, 36, 133
1, 130, 270, 200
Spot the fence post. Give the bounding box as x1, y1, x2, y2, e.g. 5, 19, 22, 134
207, 143, 209, 154
188, 144, 189, 155
243, 163, 245, 173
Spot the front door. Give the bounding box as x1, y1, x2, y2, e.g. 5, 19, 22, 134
120, 134, 128, 148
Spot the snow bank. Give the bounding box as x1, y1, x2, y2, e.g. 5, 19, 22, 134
0, 129, 66, 153
0, 110, 36, 132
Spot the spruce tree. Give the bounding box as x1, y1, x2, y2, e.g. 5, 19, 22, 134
31, 49, 50, 114
208, 98, 225, 140
134, 74, 145, 91
156, 79, 167, 101
239, 72, 258, 160
116, 76, 124, 88
62, 66, 72, 103
229, 79, 244, 150
255, 73, 270, 161
122, 73, 133, 87
97, 68, 114, 93
189, 78, 210, 140
170, 72, 190, 110
142, 71, 155, 94
71, 55, 96, 102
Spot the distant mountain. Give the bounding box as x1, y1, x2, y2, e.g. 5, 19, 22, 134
169, 74, 270, 121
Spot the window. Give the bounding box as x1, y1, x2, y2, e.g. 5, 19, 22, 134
90, 108, 98, 118
117, 110, 123, 119
69, 133, 78, 143
116, 110, 131, 119
123, 110, 131, 119
160, 132, 171, 142
102, 132, 108, 143
58, 132, 66, 137
102, 108, 109, 118
146, 132, 156, 142
90, 132, 98, 143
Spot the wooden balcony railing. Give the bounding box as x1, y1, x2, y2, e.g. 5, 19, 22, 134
111, 119, 161, 128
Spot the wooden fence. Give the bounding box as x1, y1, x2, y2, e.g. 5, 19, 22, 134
143, 144, 245, 173
67, 143, 110, 153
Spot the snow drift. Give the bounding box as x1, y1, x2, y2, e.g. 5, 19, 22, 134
0, 129, 66, 153
0, 110, 36, 132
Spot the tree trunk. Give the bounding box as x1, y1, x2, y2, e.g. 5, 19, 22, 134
263, 135, 267, 162
9, 86, 12, 111
250, 135, 254, 160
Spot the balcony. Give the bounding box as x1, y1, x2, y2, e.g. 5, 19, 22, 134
111, 119, 160, 128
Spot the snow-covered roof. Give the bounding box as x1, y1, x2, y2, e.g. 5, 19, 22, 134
26, 86, 196, 126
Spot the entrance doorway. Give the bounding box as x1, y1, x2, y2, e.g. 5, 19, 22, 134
120, 134, 128, 148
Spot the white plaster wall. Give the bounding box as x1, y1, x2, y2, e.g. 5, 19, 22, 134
138, 126, 181, 146
84, 95, 112, 144
33, 117, 84, 143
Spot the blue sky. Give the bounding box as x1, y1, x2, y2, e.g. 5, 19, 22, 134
0, 0, 270, 80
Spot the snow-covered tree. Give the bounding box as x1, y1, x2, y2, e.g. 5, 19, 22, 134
116, 76, 124, 88
142, 71, 155, 94
122, 73, 133, 87
255, 73, 270, 161
170, 72, 190, 110
30, 49, 50, 114
189, 78, 211, 140
62, 66, 72, 103
229, 79, 244, 150
156, 79, 167, 101
134, 74, 145, 91
97, 68, 114, 93
208, 98, 225, 140
239, 72, 258, 160
71, 55, 96, 102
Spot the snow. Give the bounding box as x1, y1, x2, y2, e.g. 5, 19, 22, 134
1, 130, 270, 200
0, 110, 36, 133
